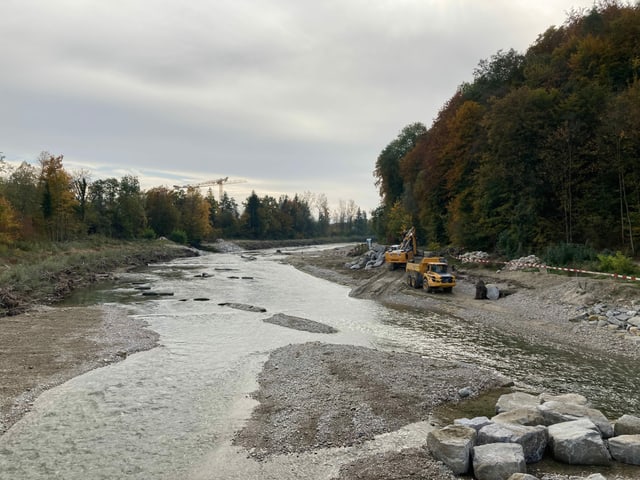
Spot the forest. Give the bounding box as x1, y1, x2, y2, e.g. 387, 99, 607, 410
0, 151, 369, 248
373, 1, 640, 259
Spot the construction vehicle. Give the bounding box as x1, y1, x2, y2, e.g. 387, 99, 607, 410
406, 257, 456, 293
384, 227, 417, 270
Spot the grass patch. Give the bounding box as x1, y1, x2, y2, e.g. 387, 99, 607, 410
0, 238, 196, 315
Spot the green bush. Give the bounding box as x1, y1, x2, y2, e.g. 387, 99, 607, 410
596, 251, 638, 275
168, 229, 188, 244
141, 227, 156, 240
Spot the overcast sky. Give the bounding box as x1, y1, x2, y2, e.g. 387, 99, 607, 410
1, 0, 599, 213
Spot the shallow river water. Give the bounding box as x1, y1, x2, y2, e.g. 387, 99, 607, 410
1, 246, 638, 479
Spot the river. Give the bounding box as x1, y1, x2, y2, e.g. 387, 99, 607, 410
0, 246, 638, 479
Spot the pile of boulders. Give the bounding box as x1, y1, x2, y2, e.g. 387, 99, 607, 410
428, 391, 640, 480
504, 255, 544, 271
459, 251, 491, 263
457, 252, 545, 272
344, 245, 386, 270
572, 303, 640, 342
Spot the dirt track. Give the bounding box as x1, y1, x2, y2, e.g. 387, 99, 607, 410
283, 246, 640, 360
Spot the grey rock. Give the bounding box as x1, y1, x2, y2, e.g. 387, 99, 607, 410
496, 392, 540, 414
458, 386, 474, 398
473, 443, 526, 480
607, 434, 640, 465
614, 414, 640, 436
627, 316, 640, 327
217, 302, 267, 312
486, 284, 500, 300
262, 313, 338, 334
492, 407, 546, 427
538, 400, 613, 438
478, 422, 547, 463
547, 419, 611, 465
427, 424, 476, 474
454, 416, 492, 432
607, 317, 625, 327
507, 474, 539, 480
538, 392, 589, 406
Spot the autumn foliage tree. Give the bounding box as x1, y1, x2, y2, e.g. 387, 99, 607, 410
0, 195, 19, 245
38, 153, 78, 241
374, 1, 640, 256
176, 187, 211, 245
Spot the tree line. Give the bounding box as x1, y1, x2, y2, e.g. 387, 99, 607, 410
373, 1, 640, 257
0, 152, 370, 247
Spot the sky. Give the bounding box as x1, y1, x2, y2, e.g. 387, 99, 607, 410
1, 0, 600, 214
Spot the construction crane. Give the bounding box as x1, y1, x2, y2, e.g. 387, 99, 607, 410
173, 177, 246, 200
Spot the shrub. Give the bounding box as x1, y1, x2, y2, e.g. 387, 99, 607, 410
168, 229, 188, 244
141, 227, 156, 240
596, 251, 638, 275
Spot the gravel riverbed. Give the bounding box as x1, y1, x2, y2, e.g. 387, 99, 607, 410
2, 243, 639, 479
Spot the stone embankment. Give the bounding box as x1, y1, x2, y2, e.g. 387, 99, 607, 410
571, 304, 640, 344
429, 391, 640, 480
344, 244, 386, 270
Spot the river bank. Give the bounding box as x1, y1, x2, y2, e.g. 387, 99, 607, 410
281, 244, 640, 362
0, 240, 198, 434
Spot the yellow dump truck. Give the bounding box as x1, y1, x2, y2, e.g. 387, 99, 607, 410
406, 257, 456, 293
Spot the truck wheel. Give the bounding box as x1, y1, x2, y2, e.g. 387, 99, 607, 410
407, 275, 413, 287
444, 287, 452, 293
415, 276, 423, 288
426, 286, 433, 293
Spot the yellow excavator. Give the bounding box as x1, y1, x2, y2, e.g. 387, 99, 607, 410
384, 227, 417, 270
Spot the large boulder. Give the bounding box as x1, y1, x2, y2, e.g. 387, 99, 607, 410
473, 443, 526, 480
427, 424, 476, 474
607, 434, 640, 465
507, 474, 539, 480
547, 419, 611, 465
613, 414, 640, 436
538, 400, 613, 438
477, 422, 547, 463
538, 392, 589, 406
492, 407, 546, 427
496, 392, 540, 414
454, 416, 492, 432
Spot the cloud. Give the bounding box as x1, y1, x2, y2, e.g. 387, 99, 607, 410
0, 0, 598, 213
